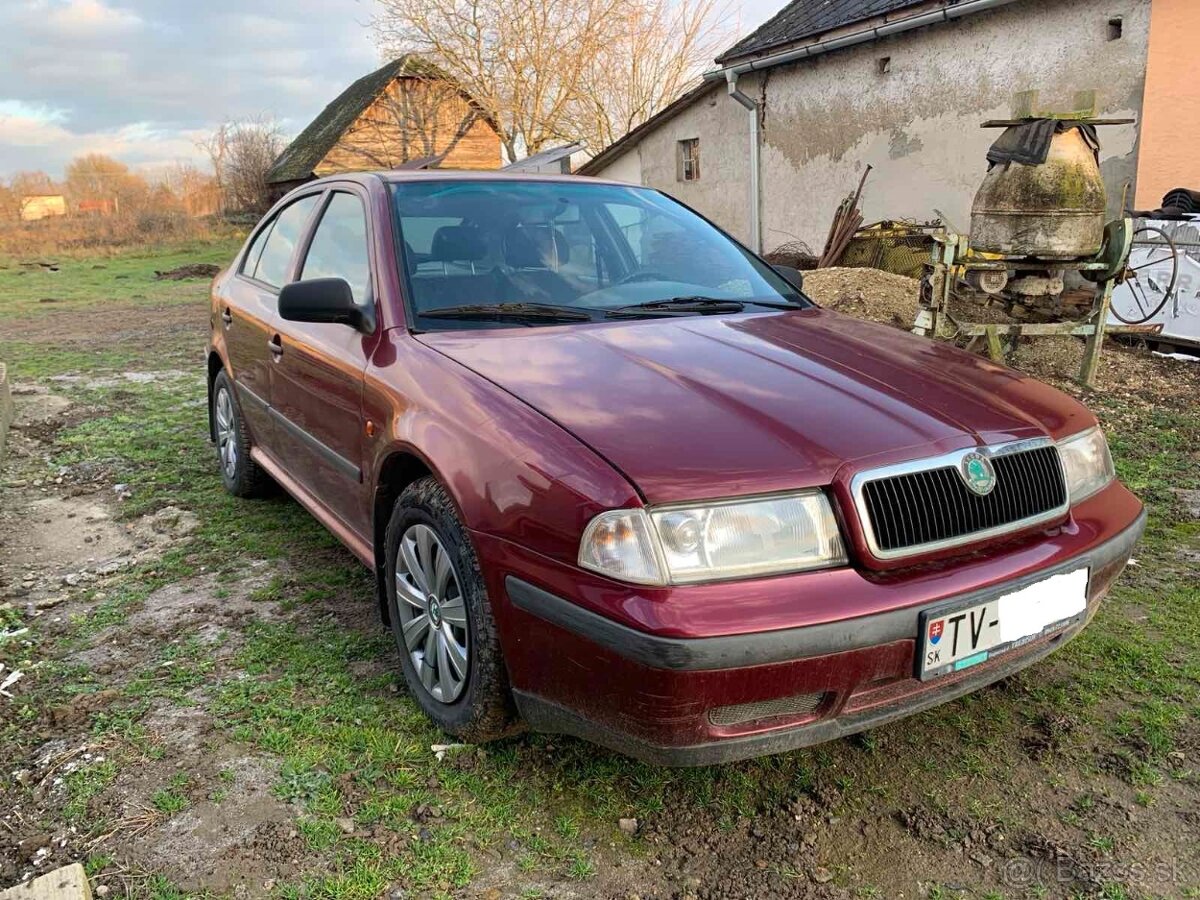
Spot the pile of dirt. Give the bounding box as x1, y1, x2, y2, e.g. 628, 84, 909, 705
803, 266, 920, 328
805, 266, 1200, 410
154, 263, 220, 281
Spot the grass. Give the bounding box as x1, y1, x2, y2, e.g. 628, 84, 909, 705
1, 239, 1197, 897
0, 238, 242, 317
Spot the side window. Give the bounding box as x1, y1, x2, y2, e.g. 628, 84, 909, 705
253, 194, 321, 289
240, 221, 273, 276
606, 202, 645, 264
300, 192, 371, 303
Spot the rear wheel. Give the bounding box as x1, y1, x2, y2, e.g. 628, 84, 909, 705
384, 477, 517, 742
211, 370, 270, 497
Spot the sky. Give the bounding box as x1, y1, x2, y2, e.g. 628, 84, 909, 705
0, 0, 783, 180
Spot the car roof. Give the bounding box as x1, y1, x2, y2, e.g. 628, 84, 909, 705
306, 169, 636, 190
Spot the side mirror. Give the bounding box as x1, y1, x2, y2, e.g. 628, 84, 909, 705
278, 278, 372, 331
773, 264, 804, 292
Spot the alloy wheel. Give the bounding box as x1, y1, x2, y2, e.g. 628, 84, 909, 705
214, 387, 238, 478
395, 523, 470, 703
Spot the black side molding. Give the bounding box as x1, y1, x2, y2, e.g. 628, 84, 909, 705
235, 382, 361, 483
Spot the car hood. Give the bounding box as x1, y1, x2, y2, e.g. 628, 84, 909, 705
416, 309, 1093, 503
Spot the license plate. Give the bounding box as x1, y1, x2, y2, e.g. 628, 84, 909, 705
918, 568, 1088, 680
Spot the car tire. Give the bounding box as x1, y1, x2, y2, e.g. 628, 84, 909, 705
211, 370, 270, 498
384, 476, 519, 743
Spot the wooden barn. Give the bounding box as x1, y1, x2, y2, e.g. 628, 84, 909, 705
266, 56, 502, 198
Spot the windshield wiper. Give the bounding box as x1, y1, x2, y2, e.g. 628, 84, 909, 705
418, 303, 593, 323
605, 296, 747, 318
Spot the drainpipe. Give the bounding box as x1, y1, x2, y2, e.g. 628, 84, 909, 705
707, 0, 1023, 255
726, 73, 762, 254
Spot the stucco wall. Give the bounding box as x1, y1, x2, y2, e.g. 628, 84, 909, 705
598, 148, 642, 184
759, 0, 1149, 249
591, 85, 756, 243
1133, 0, 1200, 209
589, 0, 1150, 252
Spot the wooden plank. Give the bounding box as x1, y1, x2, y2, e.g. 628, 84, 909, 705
985, 326, 1006, 362
0, 864, 92, 900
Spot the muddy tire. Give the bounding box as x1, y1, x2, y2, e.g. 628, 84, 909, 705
211, 370, 270, 498
384, 476, 518, 742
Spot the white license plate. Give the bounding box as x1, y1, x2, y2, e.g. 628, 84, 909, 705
918, 568, 1089, 679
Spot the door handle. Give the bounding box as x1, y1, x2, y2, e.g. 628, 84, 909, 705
267, 335, 283, 357
220, 308, 233, 326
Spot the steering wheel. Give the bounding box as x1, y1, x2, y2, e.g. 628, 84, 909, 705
616, 270, 673, 286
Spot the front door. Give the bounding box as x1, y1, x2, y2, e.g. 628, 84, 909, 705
269, 188, 379, 537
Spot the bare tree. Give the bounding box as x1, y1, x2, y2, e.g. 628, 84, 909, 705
64, 153, 150, 215
373, 0, 729, 162
373, 0, 630, 162
201, 117, 286, 214
334, 71, 485, 169
573, 0, 729, 152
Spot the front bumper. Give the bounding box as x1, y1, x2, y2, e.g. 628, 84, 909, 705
496, 504, 1146, 766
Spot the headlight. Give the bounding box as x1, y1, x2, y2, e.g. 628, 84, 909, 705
1057, 426, 1114, 504
578, 491, 846, 585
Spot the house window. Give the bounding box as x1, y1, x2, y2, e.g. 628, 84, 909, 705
1107, 16, 1122, 40
677, 138, 700, 182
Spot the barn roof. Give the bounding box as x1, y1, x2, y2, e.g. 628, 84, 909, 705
717, 0, 932, 63
266, 56, 471, 184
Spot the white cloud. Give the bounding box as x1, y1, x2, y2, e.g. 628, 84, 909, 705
0, 0, 381, 177
46, 0, 144, 35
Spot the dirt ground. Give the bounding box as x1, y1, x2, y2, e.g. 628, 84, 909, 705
1, 249, 1197, 900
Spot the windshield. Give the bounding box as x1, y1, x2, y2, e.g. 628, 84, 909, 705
389, 179, 806, 327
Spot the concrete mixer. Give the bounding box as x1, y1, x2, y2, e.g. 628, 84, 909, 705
913, 91, 1141, 386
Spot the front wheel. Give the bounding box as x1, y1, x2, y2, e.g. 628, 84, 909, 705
384, 477, 518, 742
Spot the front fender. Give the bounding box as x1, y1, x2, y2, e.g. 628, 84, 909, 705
363, 328, 640, 567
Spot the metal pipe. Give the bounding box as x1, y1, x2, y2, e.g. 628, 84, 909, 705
704, 0, 1022, 81
726, 74, 762, 253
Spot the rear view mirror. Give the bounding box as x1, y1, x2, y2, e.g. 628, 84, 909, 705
278, 278, 372, 332
773, 264, 804, 292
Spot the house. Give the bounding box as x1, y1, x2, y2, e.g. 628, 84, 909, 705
19, 195, 67, 222
267, 56, 503, 198
580, 0, 1199, 253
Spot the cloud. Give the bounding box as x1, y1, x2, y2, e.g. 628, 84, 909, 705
0, 0, 381, 177
46, 0, 144, 36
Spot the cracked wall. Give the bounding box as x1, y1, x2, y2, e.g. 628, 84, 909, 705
590, 0, 1151, 252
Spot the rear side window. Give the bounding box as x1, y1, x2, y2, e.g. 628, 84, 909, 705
300, 192, 371, 303
250, 194, 320, 289
241, 222, 272, 276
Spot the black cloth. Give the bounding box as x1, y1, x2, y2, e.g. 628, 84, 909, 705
986, 119, 1100, 168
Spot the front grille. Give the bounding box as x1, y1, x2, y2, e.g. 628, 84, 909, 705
858, 443, 1067, 557
708, 692, 828, 727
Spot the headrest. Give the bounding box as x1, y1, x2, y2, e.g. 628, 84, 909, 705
431, 225, 486, 262
504, 224, 570, 269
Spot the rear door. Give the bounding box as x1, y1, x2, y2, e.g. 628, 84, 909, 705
223, 193, 322, 446
269, 186, 379, 536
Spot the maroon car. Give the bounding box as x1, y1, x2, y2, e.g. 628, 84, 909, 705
206, 172, 1144, 765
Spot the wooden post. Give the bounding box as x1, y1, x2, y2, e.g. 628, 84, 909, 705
1079, 280, 1114, 387
985, 325, 1006, 362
